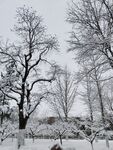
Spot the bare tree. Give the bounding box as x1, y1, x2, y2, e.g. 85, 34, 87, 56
0, 6, 58, 147
71, 118, 106, 150
78, 54, 107, 126
78, 66, 96, 123
90, 56, 105, 126
67, 0, 113, 69
67, 0, 113, 124
48, 67, 77, 121
47, 121, 70, 145
75, 53, 111, 147
103, 79, 113, 129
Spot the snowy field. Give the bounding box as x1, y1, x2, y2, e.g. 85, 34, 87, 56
0, 138, 113, 150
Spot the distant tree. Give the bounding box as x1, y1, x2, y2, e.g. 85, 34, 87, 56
0, 6, 58, 148
77, 54, 108, 126
77, 65, 96, 123
48, 67, 77, 121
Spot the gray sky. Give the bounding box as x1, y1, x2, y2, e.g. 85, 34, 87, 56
0, 0, 75, 69
0, 0, 86, 117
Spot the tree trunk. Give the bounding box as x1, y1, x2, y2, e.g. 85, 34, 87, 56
19, 111, 28, 129
17, 129, 25, 149
32, 136, 35, 143
59, 135, 62, 145
91, 142, 94, 150
66, 134, 68, 140
0, 112, 4, 126
105, 133, 110, 149
17, 111, 28, 149
0, 138, 3, 145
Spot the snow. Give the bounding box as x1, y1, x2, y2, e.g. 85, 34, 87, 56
0, 138, 113, 150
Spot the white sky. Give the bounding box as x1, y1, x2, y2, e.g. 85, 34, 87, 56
0, 0, 86, 117
0, 0, 76, 69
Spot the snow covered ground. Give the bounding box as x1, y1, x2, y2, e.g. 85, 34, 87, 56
1, 138, 113, 150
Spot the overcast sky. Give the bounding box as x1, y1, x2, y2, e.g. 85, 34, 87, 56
0, 0, 86, 117
0, 0, 76, 69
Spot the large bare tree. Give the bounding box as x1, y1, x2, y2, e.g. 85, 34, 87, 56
0, 6, 58, 147
67, 0, 113, 126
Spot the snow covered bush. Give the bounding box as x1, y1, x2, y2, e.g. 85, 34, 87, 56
0, 121, 17, 145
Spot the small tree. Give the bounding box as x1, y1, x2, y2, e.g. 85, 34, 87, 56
71, 118, 105, 150
0, 121, 17, 145
26, 120, 47, 142
48, 121, 69, 145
